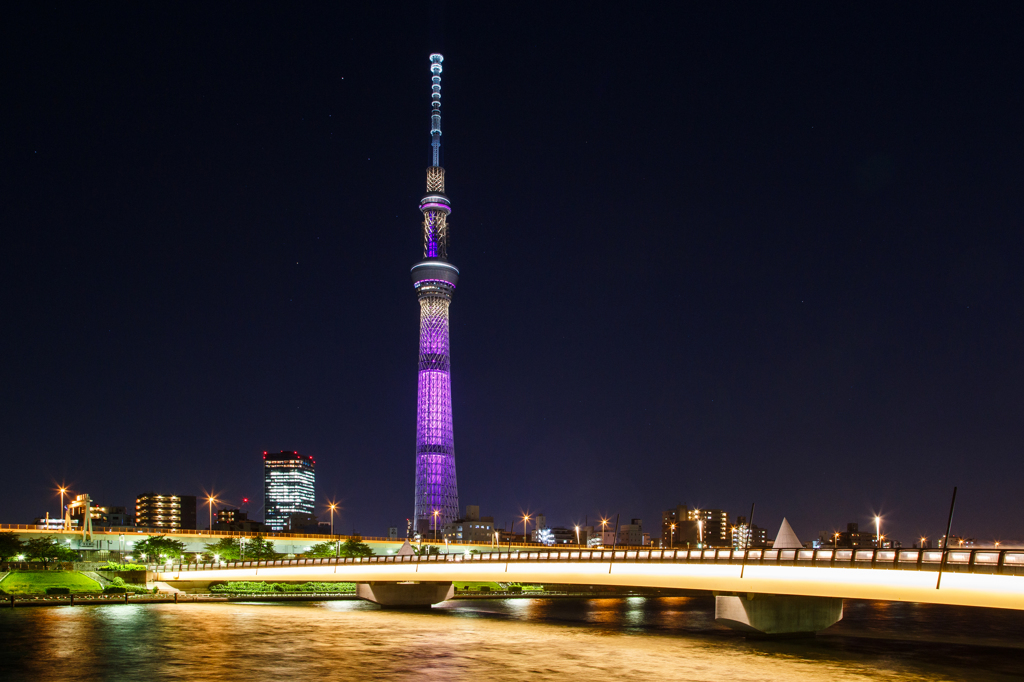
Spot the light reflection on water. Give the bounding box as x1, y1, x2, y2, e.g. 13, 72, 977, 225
0, 597, 1021, 681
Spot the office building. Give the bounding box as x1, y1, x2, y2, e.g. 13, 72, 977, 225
264, 451, 316, 532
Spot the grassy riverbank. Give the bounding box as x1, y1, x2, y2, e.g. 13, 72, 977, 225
0, 571, 102, 595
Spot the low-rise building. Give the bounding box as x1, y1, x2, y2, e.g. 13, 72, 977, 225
443, 505, 496, 544
730, 516, 768, 548
213, 508, 272, 533
618, 519, 647, 546
587, 529, 617, 548
68, 494, 134, 528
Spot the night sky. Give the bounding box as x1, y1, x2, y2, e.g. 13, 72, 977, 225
3, 4, 1022, 545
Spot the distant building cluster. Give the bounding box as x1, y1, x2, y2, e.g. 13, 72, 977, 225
34, 450, 324, 535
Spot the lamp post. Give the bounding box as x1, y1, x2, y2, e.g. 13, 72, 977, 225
920, 536, 927, 549
599, 517, 609, 548
875, 516, 881, 549
329, 503, 338, 536
574, 525, 580, 546
206, 495, 219, 533
58, 486, 68, 531
834, 532, 840, 550
432, 509, 440, 542
697, 519, 703, 548
521, 513, 532, 545
670, 523, 676, 549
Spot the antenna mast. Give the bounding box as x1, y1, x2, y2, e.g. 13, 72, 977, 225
430, 53, 443, 167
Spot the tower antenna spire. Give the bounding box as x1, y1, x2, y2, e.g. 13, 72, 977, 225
429, 53, 443, 167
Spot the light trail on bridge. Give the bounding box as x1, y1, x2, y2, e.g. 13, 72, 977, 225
159, 547, 1024, 611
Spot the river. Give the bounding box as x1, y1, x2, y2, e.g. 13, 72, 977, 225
0, 596, 1021, 680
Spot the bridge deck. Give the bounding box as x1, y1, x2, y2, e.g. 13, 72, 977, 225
159, 547, 1024, 611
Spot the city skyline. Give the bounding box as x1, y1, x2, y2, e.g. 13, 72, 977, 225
2, 5, 1023, 545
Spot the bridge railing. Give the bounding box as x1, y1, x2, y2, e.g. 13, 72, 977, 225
165, 547, 1024, 577
0, 524, 557, 549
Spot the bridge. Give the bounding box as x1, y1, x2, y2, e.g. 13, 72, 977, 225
159, 545, 1024, 634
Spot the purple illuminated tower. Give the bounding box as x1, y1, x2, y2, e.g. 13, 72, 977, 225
411, 53, 460, 535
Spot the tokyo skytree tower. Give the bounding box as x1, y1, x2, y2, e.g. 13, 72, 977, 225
411, 53, 460, 535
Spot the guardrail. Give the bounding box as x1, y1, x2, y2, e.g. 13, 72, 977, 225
165, 547, 1024, 577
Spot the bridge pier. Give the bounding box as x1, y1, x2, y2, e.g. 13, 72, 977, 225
356, 581, 454, 608
715, 594, 843, 636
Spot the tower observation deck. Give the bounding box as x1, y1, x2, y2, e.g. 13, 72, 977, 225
411, 53, 459, 536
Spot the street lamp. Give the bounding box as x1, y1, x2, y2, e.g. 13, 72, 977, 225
574, 525, 580, 546
920, 536, 927, 549
834, 532, 840, 550
874, 515, 881, 549
670, 523, 676, 549
432, 509, 440, 542
328, 503, 338, 536
206, 495, 220, 533
697, 519, 703, 548
57, 486, 68, 531
521, 513, 532, 544
600, 517, 609, 548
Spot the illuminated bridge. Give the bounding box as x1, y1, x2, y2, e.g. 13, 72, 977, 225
158, 546, 1024, 634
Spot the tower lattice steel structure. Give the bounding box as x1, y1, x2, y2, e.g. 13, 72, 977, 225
411, 53, 460, 535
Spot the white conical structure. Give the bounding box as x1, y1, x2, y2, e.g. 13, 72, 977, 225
396, 540, 415, 556
773, 518, 803, 549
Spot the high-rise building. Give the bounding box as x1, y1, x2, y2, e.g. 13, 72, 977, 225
135, 493, 197, 530
690, 508, 730, 547
263, 451, 316, 532
411, 53, 460, 535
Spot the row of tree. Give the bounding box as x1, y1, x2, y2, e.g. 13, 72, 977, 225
130, 536, 376, 563
0, 532, 379, 564
0, 532, 78, 561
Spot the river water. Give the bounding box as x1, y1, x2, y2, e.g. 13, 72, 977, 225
0, 597, 1021, 680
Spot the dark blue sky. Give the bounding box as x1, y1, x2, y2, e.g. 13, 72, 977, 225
2, 4, 1022, 544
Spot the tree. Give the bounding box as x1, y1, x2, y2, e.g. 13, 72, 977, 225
412, 544, 440, 556
23, 536, 77, 561
303, 542, 338, 558
338, 538, 373, 557
132, 536, 187, 563
204, 538, 241, 561
0, 532, 22, 560
242, 536, 279, 560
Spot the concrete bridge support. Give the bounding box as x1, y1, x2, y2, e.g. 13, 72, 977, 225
356, 581, 454, 608
715, 594, 843, 635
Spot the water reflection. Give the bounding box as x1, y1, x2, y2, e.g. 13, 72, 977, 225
0, 598, 1021, 681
